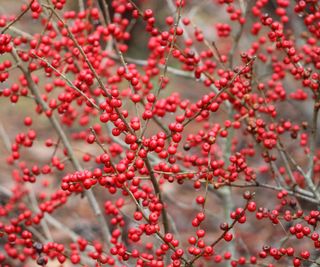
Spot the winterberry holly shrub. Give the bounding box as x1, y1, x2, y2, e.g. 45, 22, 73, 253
0, 0, 320, 266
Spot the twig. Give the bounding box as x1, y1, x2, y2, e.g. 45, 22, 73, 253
111, 54, 194, 78
4, 25, 33, 40
181, 56, 256, 130
122, 184, 189, 264
28, 188, 53, 241
220, 182, 318, 204
0, 120, 54, 242
42, 4, 135, 135
228, 0, 250, 68
139, 1, 183, 138
305, 94, 320, 201
144, 158, 170, 233
219, 109, 236, 258
1, 0, 35, 34
33, 54, 100, 109
11, 47, 112, 248
78, 0, 85, 13
187, 200, 251, 266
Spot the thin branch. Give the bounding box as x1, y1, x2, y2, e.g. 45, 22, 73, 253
220, 182, 319, 204
139, 2, 183, 138
144, 158, 170, 233
78, 0, 85, 13
42, 4, 135, 135
181, 56, 256, 130
33, 54, 100, 109
306, 95, 320, 201
122, 184, 189, 264
187, 200, 251, 266
5, 25, 33, 40
28, 188, 54, 241
1, 0, 35, 34
11, 47, 112, 248
228, 0, 250, 68
0, 119, 53, 242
